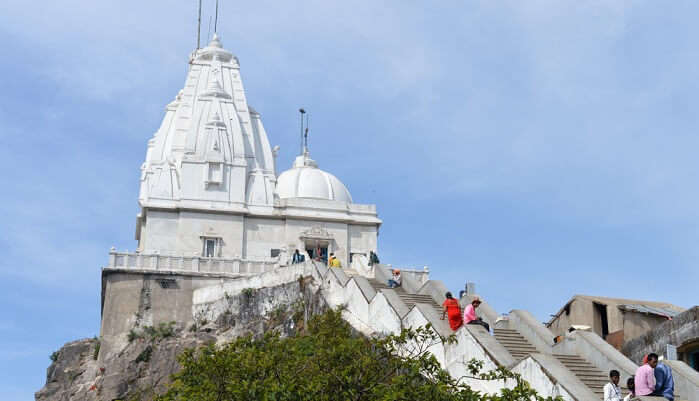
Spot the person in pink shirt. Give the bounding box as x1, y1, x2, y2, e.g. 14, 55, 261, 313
463, 297, 490, 331
634, 353, 658, 396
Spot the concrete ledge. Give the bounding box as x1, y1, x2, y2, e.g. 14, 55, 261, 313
379, 288, 410, 319
374, 264, 392, 286
352, 276, 377, 304
664, 360, 699, 401
397, 270, 421, 293
528, 353, 598, 401
509, 310, 554, 354
327, 267, 350, 286
313, 262, 329, 281
412, 303, 452, 338
493, 315, 511, 330
193, 263, 314, 305
342, 279, 373, 330
403, 305, 447, 367
103, 267, 246, 280
461, 295, 498, 328
417, 280, 448, 306
368, 292, 402, 335
556, 330, 637, 379
463, 325, 515, 368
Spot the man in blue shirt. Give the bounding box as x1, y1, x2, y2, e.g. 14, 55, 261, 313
653, 361, 675, 401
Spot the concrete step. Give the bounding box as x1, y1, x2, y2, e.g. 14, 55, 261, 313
552, 353, 617, 396
574, 376, 609, 382
493, 335, 529, 341
494, 337, 531, 343
497, 345, 532, 351
497, 342, 533, 347
493, 328, 539, 361
495, 342, 535, 348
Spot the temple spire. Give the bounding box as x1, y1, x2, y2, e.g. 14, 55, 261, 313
299, 108, 306, 156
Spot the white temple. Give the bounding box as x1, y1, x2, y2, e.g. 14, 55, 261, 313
96, 33, 699, 401
134, 34, 381, 267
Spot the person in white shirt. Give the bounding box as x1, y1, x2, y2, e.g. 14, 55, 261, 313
604, 370, 622, 401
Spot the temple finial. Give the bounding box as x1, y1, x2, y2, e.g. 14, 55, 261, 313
299, 108, 306, 156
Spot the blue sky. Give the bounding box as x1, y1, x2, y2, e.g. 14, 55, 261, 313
2, 0, 698, 398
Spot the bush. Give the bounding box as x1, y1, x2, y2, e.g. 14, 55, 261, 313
129, 321, 177, 343
93, 337, 101, 360
156, 308, 563, 401
135, 345, 153, 363
128, 329, 143, 343
49, 351, 59, 362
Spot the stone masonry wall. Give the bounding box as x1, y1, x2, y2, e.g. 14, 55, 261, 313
37, 271, 325, 400
622, 306, 699, 364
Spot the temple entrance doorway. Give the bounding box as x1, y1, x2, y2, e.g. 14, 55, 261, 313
305, 240, 329, 265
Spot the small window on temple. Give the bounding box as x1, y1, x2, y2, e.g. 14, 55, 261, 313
207, 162, 223, 186
203, 237, 218, 257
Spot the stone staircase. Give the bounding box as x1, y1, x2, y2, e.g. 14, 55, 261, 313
493, 327, 624, 398
368, 279, 443, 315
493, 328, 538, 360
554, 354, 610, 398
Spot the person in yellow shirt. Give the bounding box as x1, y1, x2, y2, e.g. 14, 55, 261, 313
329, 253, 341, 268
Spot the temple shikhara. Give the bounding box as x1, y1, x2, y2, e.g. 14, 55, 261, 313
135, 33, 379, 268
87, 34, 699, 401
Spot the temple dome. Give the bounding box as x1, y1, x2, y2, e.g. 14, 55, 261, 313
276, 153, 353, 203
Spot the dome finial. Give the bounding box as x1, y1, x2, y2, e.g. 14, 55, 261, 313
298, 108, 310, 156
209, 33, 222, 48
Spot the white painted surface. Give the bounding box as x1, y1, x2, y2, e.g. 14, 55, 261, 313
445, 327, 503, 394
189, 261, 590, 400
511, 357, 574, 401
139, 34, 275, 211
132, 34, 381, 270
276, 153, 352, 202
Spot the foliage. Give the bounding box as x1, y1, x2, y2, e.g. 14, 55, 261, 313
135, 345, 153, 363
156, 308, 562, 401
49, 351, 59, 362
129, 322, 177, 342
242, 287, 255, 297
128, 329, 144, 343
93, 336, 101, 360
148, 321, 177, 339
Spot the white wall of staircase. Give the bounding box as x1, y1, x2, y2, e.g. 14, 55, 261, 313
192, 261, 699, 401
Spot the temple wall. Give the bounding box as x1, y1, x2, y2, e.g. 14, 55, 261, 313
176, 211, 245, 257
138, 207, 379, 269
349, 224, 378, 255
140, 210, 179, 253
244, 217, 285, 258
99, 270, 224, 362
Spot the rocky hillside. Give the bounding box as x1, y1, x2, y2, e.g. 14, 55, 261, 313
36, 277, 325, 401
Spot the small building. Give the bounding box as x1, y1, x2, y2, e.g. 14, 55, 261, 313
623, 306, 699, 371
546, 295, 684, 349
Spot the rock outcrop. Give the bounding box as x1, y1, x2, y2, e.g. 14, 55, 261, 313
36, 276, 325, 400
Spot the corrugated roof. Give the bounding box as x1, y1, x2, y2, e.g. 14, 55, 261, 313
618, 304, 680, 319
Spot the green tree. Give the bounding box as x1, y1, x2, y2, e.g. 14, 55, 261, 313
157, 308, 561, 401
